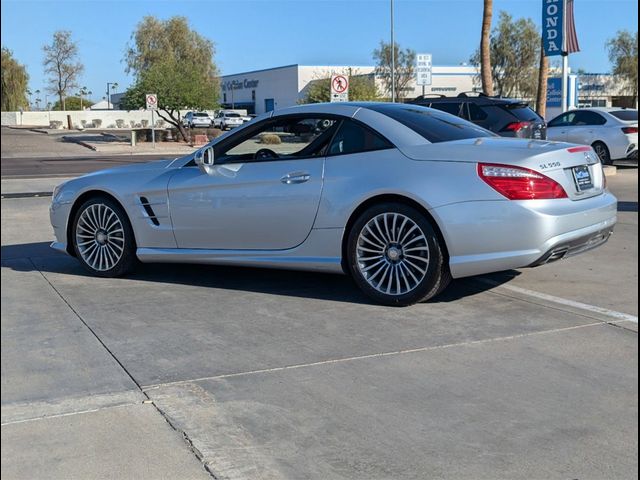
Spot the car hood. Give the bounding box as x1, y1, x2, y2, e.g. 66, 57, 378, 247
79, 158, 180, 179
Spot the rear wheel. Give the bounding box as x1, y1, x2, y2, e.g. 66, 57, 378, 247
347, 203, 451, 306
592, 141, 611, 165
72, 196, 136, 277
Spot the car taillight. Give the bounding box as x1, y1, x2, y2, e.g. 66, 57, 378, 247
477, 163, 568, 200
503, 121, 530, 132
622, 126, 638, 134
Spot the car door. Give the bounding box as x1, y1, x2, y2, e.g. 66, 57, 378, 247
546, 112, 576, 142
564, 110, 607, 145
167, 114, 338, 250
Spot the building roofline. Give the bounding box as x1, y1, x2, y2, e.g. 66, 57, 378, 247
221, 64, 299, 77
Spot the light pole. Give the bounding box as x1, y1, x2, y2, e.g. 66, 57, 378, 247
106, 82, 118, 109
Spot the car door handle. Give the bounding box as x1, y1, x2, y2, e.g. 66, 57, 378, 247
281, 172, 310, 184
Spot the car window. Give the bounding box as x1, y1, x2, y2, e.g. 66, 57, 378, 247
548, 112, 576, 127
500, 104, 541, 122
467, 103, 488, 121
571, 111, 606, 126
609, 110, 638, 121
429, 102, 465, 118
366, 104, 495, 143
218, 116, 338, 163
327, 120, 393, 155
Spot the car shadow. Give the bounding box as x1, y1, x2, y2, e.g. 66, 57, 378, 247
1, 242, 518, 306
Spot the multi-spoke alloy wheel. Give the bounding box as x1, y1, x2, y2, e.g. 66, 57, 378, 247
72, 197, 136, 277
356, 213, 429, 296
348, 203, 451, 306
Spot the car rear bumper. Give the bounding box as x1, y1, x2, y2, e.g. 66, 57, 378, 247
432, 191, 618, 278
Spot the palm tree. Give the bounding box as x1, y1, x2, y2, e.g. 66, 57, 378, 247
480, 0, 494, 95
535, 38, 549, 118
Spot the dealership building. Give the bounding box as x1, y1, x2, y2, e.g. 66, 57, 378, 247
220, 64, 637, 117
219, 64, 479, 114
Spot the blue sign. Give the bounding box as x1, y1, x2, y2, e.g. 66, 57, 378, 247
543, 0, 564, 56
546, 78, 562, 107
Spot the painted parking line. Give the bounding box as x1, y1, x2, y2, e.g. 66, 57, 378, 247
477, 278, 638, 324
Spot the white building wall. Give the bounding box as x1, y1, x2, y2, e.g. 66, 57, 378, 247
221, 65, 299, 115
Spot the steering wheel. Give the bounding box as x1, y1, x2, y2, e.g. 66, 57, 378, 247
254, 148, 279, 160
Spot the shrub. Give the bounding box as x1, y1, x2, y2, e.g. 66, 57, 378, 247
49, 120, 63, 129
92, 119, 102, 128
115, 119, 126, 128
260, 133, 281, 144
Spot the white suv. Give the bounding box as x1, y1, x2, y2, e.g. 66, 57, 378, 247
182, 112, 212, 128
213, 112, 244, 130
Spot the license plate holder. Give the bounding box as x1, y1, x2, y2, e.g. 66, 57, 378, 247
572, 165, 593, 191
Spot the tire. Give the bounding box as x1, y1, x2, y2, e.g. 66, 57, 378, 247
592, 141, 611, 165
72, 196, 137, 277
347, 203, 451, 306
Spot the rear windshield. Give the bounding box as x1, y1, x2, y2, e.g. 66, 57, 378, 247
367, 104, 495, 143
226, 113, 241, 117
194, 113, 209, 117
499, 104, 542, 122
610, 110, 638, 121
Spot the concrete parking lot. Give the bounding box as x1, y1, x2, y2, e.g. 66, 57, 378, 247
1, 129, 637, 479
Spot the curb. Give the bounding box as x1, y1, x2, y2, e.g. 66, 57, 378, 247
603, 165, 617, 176
62, 136, 98, 151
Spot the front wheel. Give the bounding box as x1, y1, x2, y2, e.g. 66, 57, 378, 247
347, 203, 451, 306
72, 196, 137, 277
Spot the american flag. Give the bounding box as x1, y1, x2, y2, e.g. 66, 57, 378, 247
564, 0, 580, 54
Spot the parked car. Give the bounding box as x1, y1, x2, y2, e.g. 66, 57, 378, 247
182, 112, 212, 128
213, 111, 244, 130
410, 92, 547, 140
546, 108, 638, 165
50, 103, 616, 306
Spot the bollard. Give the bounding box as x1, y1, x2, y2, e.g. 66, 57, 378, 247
131, 130, 136, 147
67, 115, 73, 130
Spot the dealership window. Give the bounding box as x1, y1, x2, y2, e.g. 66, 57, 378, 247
223, 93, 227, 103
217, 116, 338, 163
252, 90, 256, 101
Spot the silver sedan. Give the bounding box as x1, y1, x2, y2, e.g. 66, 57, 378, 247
50, 103, 617, 306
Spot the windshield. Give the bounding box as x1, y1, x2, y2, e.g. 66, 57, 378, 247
367, 104, 495, 143
610, 110, 638, 122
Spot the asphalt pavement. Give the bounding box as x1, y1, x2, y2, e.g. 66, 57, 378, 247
1, 127, 637, 479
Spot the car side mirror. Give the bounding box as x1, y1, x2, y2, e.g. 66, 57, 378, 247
195, 146, 215, 174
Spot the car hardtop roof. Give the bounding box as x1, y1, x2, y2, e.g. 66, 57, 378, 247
413, 93, 528, 106
273, 102, 437, 118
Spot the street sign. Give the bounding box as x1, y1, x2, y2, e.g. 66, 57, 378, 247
145, 93, 158, 110
330, 75, 349, 102
416, 53, 432, 86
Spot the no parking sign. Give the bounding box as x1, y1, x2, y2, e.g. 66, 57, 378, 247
145, 93, 158, 110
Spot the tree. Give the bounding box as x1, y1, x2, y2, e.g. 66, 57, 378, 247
123, 16, 219, 140
1, 47, 29, 111
52, 95, 93, 111
302, 68, 379, 103
373, 41, 416, 101
480, 0, 494, 95
606, 30, 638, 106
43, 30, 84, 111
535, 38, 549, 118
470, 12, 539, 99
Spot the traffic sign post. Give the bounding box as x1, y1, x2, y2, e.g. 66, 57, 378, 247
330, 75, 349, 102
416, 53, 432, 97
145, 94, 158, 149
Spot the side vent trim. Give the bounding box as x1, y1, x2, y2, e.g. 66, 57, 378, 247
139, 196, 160, 226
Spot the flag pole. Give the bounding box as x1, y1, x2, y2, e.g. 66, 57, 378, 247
561, 53, 569, 112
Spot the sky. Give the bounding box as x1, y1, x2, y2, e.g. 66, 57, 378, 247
1, 0, 638, 105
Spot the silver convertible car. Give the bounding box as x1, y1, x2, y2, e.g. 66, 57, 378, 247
50, 103, 617, 306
